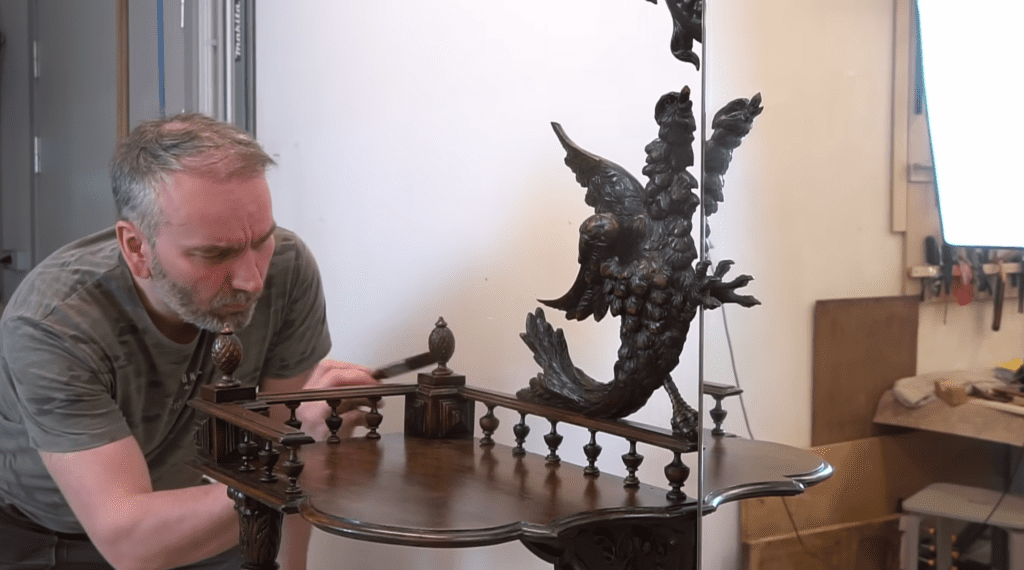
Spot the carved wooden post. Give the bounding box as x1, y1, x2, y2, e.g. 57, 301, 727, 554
229, 488, 283, 570
404, 318, 475, 439
196, 328, 261, 463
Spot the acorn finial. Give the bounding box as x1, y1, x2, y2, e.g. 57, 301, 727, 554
428, 317, 455, 375
212, 327, 242, 387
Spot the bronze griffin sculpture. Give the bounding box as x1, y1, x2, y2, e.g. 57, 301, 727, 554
516, 0, 762, 442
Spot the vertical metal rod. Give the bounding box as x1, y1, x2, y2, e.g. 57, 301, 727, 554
157, 0, 166, 117
696, 1, 709, 568
243, 0, 255, 134
222, 0, 233, 123
27, 0, 38, 268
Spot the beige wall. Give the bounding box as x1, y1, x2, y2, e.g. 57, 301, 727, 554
257, 1, 1023, 569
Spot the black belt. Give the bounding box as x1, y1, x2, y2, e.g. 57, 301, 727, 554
0, 500, 90, 541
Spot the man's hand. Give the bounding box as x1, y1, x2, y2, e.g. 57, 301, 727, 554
307, 358, 377, 390
285, 359, 381, 441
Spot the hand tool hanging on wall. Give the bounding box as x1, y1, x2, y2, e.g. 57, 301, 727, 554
1007, 252, 1024, 314
923, 236, 942, 300
941, 242, 954, 297
953, 259, 973, 306
969, 249, 992, 296
993, 260, 1005, 331
1018, 261, 1024, 313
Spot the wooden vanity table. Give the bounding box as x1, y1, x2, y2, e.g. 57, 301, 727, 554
189, 325, 831, 570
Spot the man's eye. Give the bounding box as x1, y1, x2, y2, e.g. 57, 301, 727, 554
200, 251, 235, 262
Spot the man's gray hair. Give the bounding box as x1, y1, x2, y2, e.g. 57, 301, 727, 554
110, 112, 276, 241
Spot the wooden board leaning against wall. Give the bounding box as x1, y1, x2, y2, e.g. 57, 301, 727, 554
743, 296, 1006, 570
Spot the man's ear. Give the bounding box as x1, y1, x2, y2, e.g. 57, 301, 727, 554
116, 221, 152, 279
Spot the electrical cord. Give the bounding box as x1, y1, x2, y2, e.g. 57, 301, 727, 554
718, 303, 839, 570
705, 238, 836, 569
969, 444, 1024, 551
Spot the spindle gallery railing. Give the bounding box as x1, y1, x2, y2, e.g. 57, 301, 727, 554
190, 319, 742, 506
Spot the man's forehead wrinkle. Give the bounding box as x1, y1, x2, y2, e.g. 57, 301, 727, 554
174, 223, 276, 250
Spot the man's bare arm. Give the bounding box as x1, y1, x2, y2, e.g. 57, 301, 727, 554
39, 436, 237, 570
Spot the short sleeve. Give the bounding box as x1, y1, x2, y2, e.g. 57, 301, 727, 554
1, 316, 130, 453
261, 233, 332, 380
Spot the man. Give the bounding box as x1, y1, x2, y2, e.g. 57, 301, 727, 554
0, 113, 374, 570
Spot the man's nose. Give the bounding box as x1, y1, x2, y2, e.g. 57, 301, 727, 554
229, 249, 266, 294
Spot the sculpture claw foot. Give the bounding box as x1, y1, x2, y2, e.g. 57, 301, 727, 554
671, 401, 699, 443
697, 259, 760, 309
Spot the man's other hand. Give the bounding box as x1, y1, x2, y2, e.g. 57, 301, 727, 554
296, 359, 380, 440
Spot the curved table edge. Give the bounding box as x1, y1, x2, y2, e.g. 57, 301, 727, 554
703, 459, 834, 511
300, 500, 700, 548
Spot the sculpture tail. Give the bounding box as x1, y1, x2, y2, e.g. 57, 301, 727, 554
517, 308, 611, 410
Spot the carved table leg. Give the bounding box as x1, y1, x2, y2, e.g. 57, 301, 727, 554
229, 488, 284, 570
521, 515, 697, 570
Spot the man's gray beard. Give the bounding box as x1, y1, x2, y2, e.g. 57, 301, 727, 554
149, 252, 260, 333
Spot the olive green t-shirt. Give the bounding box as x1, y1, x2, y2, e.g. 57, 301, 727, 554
0, 227, 331, 533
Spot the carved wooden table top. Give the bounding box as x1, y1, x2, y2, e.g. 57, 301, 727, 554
188, 325, 832, 569
191, 429, 831, 548
298, 434, 688, 547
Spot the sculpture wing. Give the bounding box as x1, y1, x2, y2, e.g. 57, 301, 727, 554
703, 93, 763, 217
551, 122, 646, 217
540, 213, 618, 321
541, 123, 645, 322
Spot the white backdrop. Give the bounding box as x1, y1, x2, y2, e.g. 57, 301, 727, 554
257, 1, 709, 568
256, 1, 1024, 569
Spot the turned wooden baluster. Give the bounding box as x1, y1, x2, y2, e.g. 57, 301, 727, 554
544, 420, 563, 465
281, 444, 305, 495
365, 396, 383, 440
622, 439, 644, 488
704, 382, 743, 436
583, 429, 602, 476
325, 399, 343, 443
512, 412, 530, 456
258, 440, 279, 483
283, 402, 301, 430
479, 404, 499, 446
665, 451, 689, 501
237, 431, 258, 472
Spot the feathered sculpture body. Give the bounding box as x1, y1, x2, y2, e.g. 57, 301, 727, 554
517, 87, 762, 441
